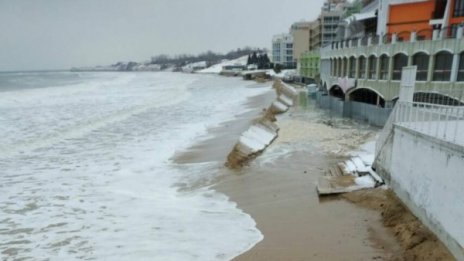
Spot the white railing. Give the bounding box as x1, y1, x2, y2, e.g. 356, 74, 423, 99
375, 104, 398, 157
375, 102, 464, 160
394, 102, 464, 146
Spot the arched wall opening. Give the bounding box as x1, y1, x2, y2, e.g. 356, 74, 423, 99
393, 92, 464, 106
349, 88, 386, 107
329, 85, 345, 99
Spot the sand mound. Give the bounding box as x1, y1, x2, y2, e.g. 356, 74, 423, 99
343, 189, 454, 261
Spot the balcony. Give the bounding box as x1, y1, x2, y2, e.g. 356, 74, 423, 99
327, 26, 464, 52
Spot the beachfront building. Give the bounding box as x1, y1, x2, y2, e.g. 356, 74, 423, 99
337, 0, 377, 40
320, 7, 344, 47
319, 0, 464, 107
294, 0, 362, 82
309, 20, 322, 51
291, 21, 311, 70
300, 50, 320, 83
375, 0, 464, 36
272, 33, 295, 68
336, 0, 464, 45
322, 0, 348, 11
297, 0, 359, 82
321, 28, 464, 106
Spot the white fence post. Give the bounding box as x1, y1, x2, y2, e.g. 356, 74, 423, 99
399, 66, 417, 103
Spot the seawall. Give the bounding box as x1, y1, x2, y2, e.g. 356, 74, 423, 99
226, 80, 297, 168
313, 92, 392, 127
375, 124, 464, 260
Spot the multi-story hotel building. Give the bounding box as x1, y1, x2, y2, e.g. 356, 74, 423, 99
290, 21, 312, 70
320, 0, 464, 107
300, 50, 321, 83
272, 33, 295, 68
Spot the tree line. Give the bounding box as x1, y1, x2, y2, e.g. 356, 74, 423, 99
246, 52, 271, 69
151, 47, 267, 67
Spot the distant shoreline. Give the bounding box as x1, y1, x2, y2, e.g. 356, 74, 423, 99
0, 69, 70, 73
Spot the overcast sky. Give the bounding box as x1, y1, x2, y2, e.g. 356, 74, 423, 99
0, 0, 324, 71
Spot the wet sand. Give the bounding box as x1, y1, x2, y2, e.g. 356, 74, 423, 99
218, 153, 400, 261
174, 81, 457, 260
176, 87, 403, 260
217, 96, 402, 261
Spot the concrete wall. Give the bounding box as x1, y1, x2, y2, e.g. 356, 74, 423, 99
380, 125, 464, 260
345, 101, 392, 127
315, 92, 392, 127
316, 93, 345, 117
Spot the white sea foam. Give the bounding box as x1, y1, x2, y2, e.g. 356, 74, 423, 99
0, 72, 269, 260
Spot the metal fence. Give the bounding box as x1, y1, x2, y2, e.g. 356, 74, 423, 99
348, 101, 392, 127
315, 93, 392, 127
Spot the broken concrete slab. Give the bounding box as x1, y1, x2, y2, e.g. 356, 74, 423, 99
317, 175, 376, 196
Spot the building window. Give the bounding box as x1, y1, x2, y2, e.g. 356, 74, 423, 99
392, 53, 408, 80
368, 55, 377, 79
337, 58, 342, 77
331, 59, 336, 76
412, 52, 429, 81
454, 0, 464, 17
433, 51, 453, 81
343, 58, 348, 77
449, 24, 460, 38
379, 54, 389, 80
349, 57, 356, 78
359, 56, 366, 79
458, 52, 464, 81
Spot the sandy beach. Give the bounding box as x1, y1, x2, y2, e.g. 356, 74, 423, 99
216, 93, 402, 261
176, 86, 399, 260
175, 82, 454, 260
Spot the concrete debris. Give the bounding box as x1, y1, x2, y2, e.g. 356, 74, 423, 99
317, 156, 384, 196
226, 79, 297, 169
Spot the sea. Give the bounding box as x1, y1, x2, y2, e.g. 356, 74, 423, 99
0, 71, 268, 260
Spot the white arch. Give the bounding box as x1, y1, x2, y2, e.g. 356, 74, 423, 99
412, 50, 431, 56
379, 52, 390, 58
433, 49, 454, 55
391, 91, 464, 104
393, 51, 408, 57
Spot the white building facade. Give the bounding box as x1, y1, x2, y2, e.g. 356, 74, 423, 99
272, 34, 295, 68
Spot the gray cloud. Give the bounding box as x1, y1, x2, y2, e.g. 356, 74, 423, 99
0, 0, 324, 71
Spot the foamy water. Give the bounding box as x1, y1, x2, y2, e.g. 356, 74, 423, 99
0, 72, 268, 260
